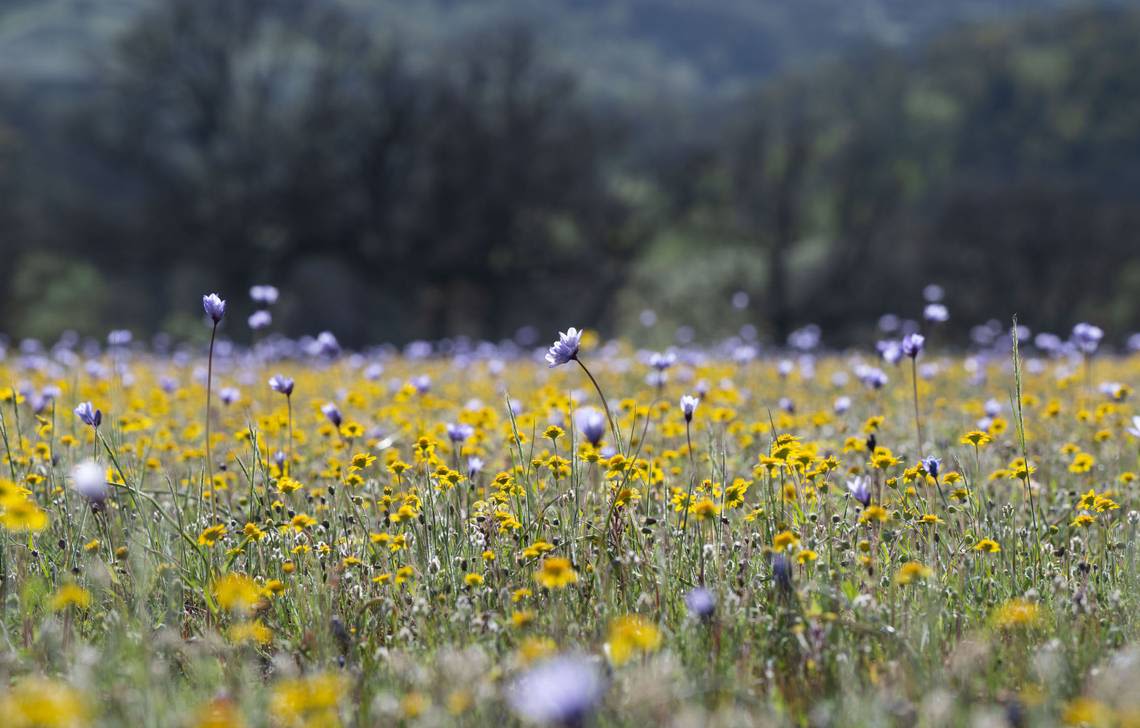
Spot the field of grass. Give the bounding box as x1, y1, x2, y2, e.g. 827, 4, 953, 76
2, 313, 1140, 727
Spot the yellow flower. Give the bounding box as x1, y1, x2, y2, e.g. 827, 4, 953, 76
49, 584, 92, 611
270, 673, 345, 727
860, 505, 889, 523
894, 561, 932, 585
1, 677, 88, 728
213, 573, 263, 613
772, 530, 800, 552
796, 549, 818, 564
534, 557, 578, 589
227, 620, 273, 645
1069, 452, 1095, 474
960, 431, 992, 447
607, 614, 662, 666
973, 538, 1001, 554
198, 524, 227, 547
192, 698, 246, 728
0, 498, 49, 533
689, 498, 720, 522
1071, 513, 1096, 528
464, 572, 485, 588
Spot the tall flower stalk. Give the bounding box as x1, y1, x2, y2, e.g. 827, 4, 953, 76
202, 293, 226, 516
269, 375, 295, 475
545, 328, 623, 453
902, 333, 925, 459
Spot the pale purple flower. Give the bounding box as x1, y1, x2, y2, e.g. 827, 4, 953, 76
923, 303, 949, 323
250, 285, 279, 305
507, 654, 605, 726
74, 401, 101, 428
1126, 416, 1140, 438
268, 375, 294, 396
71, 460, 109, 506
446, 422, 474, 443
202, 293, 226, 324
108, 330, 132, 347
467, 456, 485, 479
923, 284, 944, 302
846, 476, 870, 507
219, 387, 240, 406
321, 402, 342, 427
248, 310, 272, 329
685, 587, 716, 620
1072, 323, 1103, 355
680, 395, 699, 422
772, 554, 793, 591
834, 396, 851, 414
878, 340, 902, 365
648, 351, 676, 371
410, 374, 431, 394
576, 408, 606, 447
923, 456, 941, 479
545, 328, 582, 367
901, 333, 925, 358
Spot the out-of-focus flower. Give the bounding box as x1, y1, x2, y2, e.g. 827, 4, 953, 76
680, 395, 699, 422
923, 456, 941, 479
71, 460, 109, 506
467, 457, 485, 479
248, 310, 272, 330
923, 284, 944, 302
648, 351, 676, 371
772, 553, 793, 591
202, 293, 226, 324
576, 408, 606, 447
902, 333, 925, 358
321, 403, 342, 427
250, 285, 279, 305
685, 587, 715, 620
219, 387, 241, 406
446, 423, 474, 443
506, 654, 605, 726
74, 401, 102, 428
1072, 323, 1103, 355
846, 476, 870, 507
924, 303, 949, 323
606, 615, 661, 665
545, 328, 582, 367
269, 376, 294, 396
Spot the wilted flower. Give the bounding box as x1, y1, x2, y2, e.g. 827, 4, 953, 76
250, 284, 279, 305
680, 395, 699, 422
684, 587, 716, 620
507, 654, 605, 726
545, 328, 582, 367
71, 460, 109, 506
202, 293, 226, 324
269, 375, 294, 396
902, 333, 925, 358
74, 401, 102, 428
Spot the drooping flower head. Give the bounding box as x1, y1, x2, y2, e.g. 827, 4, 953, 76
545, 328, 582, 368
846, 476, 871, 508
901, 333, 925, 359
321, 402, 342, 427
268, 375, 294, 396
923, 456, 942, 479
680, 395, 699, 422
74, 401, 102, 428
507, 654, 605, 726
71, 460, 109, 506
202, 293, 226, 324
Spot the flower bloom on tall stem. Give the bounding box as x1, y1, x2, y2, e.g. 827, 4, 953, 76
202, 293, 226, 324
1072, 322, 1103, 355
576, 408, 606, 447
74, 401, 101, 428
269, 375, 295, 396
545, 328, 582, 367
446, 423, 474, 444
902, 333, 925, 358
923, 456, 941, 479
680, 394, 699, 422
846, 476, 870, 507
321, 402, 342, 427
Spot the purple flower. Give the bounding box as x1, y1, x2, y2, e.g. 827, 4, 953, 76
923, 303, 949, 323
202, 293, 226, 324
248, 310, 272, 330
74, 401, 101, 428
680, 395, 699, 422
467, 456, 485, 479
545, 328, 582, 367
219, 387, 240, 406
1072, 323, 1103, 355
901, 333, 925, 358
410, 374, 431, 394
772, 553, 793, 592
250, 285, 279, 305
1126, 416, 1140, 438
268, 375, 294, 396
923, 456, 941, 479
507, 654, 605, 726
877, 340, 902, 365
846, 476, 870, 507
834, 396, 851, 414
648, 351, 676, 371
685, 587, 716, 620
576, 408, 606, 447
446, 422, 474, 443
321, 402, 342, 427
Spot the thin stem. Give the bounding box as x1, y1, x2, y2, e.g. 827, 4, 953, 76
575, 357, 622, 454
205, 323, 218, 518
911, 357, 924, 460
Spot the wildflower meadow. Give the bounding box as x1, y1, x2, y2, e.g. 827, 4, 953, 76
4, 290, 1140, 727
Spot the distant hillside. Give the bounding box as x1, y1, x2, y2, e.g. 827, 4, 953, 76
0, 0, 1130, 101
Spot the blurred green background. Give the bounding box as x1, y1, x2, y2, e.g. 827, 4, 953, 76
2, 0, 1140, 346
